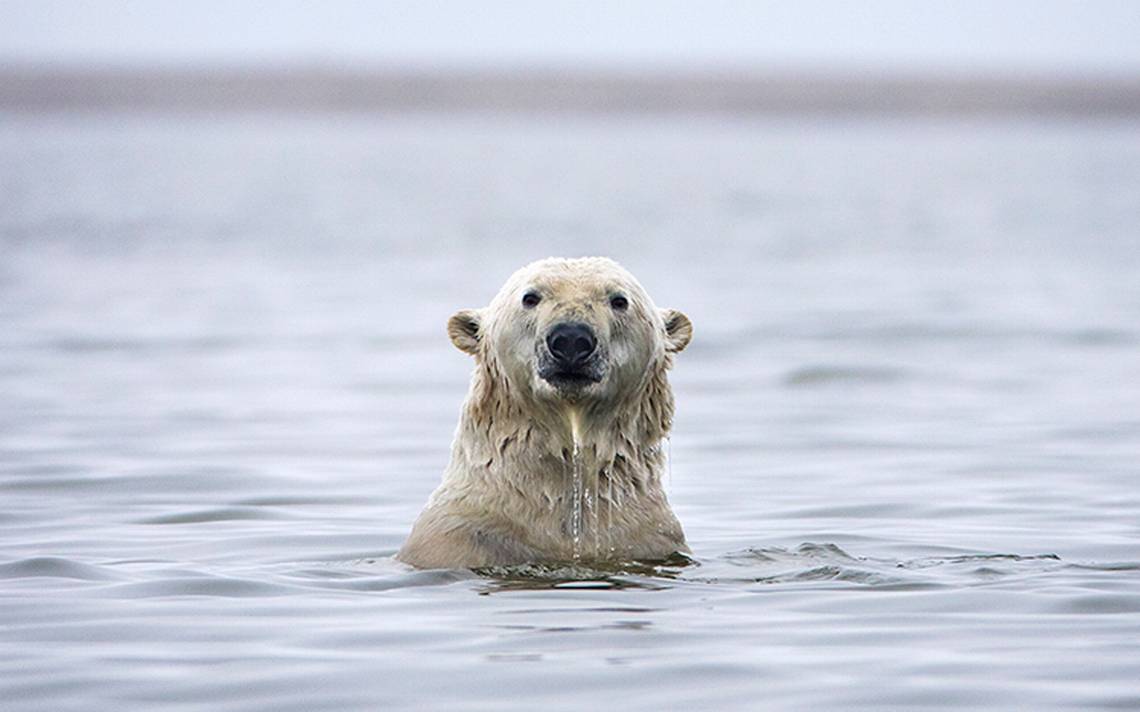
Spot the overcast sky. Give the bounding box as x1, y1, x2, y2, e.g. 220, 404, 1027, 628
2, 0, 1139, 73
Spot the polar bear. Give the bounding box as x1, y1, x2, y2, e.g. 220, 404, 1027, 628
397, 257, 692, 569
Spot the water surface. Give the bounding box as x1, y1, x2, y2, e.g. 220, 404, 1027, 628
2, 113, 1139, 710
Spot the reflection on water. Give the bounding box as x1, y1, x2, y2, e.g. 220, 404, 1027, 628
1, 112, 1140, 711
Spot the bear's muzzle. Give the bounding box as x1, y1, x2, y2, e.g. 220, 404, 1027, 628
539, 322, 604, 389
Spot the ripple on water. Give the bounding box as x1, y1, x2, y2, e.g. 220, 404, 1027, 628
279, 565, 477, 592
1051, 594, 1140, 615
98, 576, 299, 599
685, 543, 1076, 591
255, 544, 1126, 597
782, 364, 909, 387
137, 506, 293, 525
474, 556, 692, 593
3, 546, 1118, 601
0, 557, 124, 582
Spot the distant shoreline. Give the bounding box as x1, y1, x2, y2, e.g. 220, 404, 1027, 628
3, 66, 1140, 116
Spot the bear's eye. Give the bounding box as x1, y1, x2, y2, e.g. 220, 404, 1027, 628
610, 295, 629, 311
521, 292, 541, 309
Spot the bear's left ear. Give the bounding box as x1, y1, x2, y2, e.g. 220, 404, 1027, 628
661, 309, 693, 353
447, 309, 483, 355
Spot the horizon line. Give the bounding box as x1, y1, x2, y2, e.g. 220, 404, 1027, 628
3, 65, 1140, 116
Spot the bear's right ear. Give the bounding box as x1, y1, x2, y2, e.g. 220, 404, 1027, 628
447, 309, 482, 355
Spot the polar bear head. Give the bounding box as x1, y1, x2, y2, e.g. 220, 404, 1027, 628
447, 257, 692, 413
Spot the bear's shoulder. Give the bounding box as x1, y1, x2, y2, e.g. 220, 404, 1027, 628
397, 507, 543, 569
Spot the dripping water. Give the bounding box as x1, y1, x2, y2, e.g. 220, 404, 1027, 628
569, 410, 583, 560
597, 460, 606, 555
606, 466, 615, 556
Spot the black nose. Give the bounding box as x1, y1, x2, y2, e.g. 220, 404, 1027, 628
546, 323, 597, 368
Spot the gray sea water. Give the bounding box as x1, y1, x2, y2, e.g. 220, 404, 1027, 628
2, 112, 1139, 710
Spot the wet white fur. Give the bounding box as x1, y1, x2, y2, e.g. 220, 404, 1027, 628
398, 257, 692, 569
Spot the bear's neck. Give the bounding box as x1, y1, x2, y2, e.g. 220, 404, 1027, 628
431, 357, 685, 560
452, 356, 676, 485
